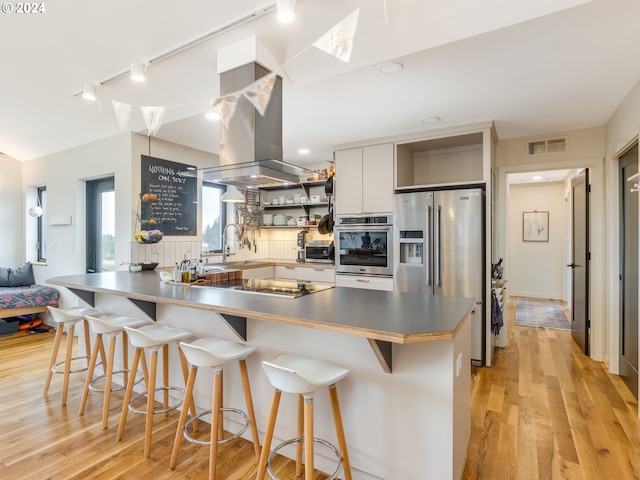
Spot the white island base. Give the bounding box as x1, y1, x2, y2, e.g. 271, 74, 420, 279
85, 295, 471, 480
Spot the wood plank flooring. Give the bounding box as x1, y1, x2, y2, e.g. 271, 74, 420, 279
1, 297, 639, 479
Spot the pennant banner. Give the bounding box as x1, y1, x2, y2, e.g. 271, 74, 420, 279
140, 106, 166, 137
112, 100, 132, 132
211, 95, 239, 129
242, 72, 276, 117
313, 8, 360, 63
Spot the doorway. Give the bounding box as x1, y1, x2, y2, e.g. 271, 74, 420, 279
570, 169, 590, 355
86, 177, 115, 273
619, 144, 638, 397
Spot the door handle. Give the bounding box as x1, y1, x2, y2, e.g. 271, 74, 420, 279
566, 263, 577, 268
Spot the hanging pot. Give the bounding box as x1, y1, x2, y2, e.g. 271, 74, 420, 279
318, 214, 331, 235
324, 175, 334, 196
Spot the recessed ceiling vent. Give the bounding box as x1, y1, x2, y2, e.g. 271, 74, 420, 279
527, 137, 567, 156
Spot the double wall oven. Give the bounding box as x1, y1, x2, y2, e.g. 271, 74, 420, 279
335, 215, 393, 276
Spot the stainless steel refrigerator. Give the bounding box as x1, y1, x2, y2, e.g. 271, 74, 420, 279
394, 188, 485, 365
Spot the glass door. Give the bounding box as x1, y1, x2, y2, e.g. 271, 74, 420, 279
86, 177, 115, 273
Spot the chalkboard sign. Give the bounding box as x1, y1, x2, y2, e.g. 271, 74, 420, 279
140, 155, 197, 236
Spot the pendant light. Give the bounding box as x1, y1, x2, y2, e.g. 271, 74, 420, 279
221, 185, 246, 203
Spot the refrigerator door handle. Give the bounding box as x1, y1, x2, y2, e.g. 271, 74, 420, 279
426, 205, 432, 286
435, 205, 441, 286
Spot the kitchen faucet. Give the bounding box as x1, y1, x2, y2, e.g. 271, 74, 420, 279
221, 223, 241, 263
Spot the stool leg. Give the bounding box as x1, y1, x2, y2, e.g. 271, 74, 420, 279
239, 358, 261, 460
44, 322, 64, 395
61, 323, 76, 406
122, 330, 130, 387
162, 344, 169, 415
209, 369, 223, 480
218, 370, 224, 441
116, 347, 141, 441
145, 349, 158, 458
178, 347, 198, 432
82, 319, 92, 368
329, 384, 352, 480
296, 394, 304, 476
169, 365, 198, 470
256, 389, 282, 480
79, 333, 104, 415
101, 335, 117, 429
304, 397, 314, 480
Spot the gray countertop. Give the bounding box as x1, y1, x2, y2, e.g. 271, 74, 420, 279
48, 271, 473, 345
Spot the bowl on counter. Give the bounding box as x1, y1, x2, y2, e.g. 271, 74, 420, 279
159, 271, 174, 282
141, 262, 159, 270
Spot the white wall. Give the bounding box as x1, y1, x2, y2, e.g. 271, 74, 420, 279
508, 182, 567, 300
0, 155, 23, 267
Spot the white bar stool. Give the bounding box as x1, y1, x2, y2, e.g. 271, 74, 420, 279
256, 354, 353, 480
79, 314, 152, 429
116, 324, 195, 458
169, 338, 261, 480
44, 306, 102, 406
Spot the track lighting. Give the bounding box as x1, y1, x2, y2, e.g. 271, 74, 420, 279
276, 0, 296, 23
130, 60, 148, 82
82, 83, 98, 101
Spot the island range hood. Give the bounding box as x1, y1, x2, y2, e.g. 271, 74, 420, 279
200, 62, 313, 188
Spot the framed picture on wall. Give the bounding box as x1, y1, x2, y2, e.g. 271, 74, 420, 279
522, 211, 549, 242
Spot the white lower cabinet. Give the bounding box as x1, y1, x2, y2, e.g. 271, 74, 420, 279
335, 274, 394, 291
242, 266, 274, 280
274, 265, 335, 285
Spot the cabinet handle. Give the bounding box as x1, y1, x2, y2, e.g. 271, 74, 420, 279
313, 268, 325, 272
285, 266, 295, 270
356, 279, 370, 283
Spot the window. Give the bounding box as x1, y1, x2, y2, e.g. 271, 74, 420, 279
202, 182, 226, 253
37, 186, 47, 262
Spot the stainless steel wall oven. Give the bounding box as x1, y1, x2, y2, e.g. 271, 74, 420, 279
335, 215, 393, 276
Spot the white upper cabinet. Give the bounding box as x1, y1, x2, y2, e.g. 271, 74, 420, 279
335, 143, 394, 215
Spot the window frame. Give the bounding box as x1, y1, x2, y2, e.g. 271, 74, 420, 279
36, 186, 46, 262
201, 182, 227, 254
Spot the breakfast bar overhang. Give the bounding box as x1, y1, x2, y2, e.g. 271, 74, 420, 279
49, 271, 474, 480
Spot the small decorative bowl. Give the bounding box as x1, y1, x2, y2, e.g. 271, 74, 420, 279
129, 264, 142, 272
159, 271, 174, 282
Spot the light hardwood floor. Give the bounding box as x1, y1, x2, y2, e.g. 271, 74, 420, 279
1, 298, 639, 479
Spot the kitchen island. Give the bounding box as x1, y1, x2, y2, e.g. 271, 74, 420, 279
49, 271, 474, 480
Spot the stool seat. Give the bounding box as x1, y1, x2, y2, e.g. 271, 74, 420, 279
48, 306, 101, 324
257, 355, 352, 480
169, 337, 261, 480
262, 354, 350, 397
117, 324, 195, 459
85, 314, 151, 335
79, 314, 152, 428
179, 338, 257, 368
44, 306, 103, 406
123, 324, 191, 350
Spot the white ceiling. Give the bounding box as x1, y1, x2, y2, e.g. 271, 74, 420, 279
508, 169, 572, 185
2, 0, 639, 165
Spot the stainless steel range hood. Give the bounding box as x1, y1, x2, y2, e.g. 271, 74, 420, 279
200, 62, 312, 188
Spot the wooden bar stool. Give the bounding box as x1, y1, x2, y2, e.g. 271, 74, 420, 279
44, 306, 102, 406
169, 337, 261, 480
116, 324, 195, 458
256, 354, 352, 480
79, 314, 152, 428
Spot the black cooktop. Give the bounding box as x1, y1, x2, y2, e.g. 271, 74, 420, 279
207, 278, 333, 299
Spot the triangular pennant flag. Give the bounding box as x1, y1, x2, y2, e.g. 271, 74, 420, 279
313, 8, 360, 63
112, 100, 132, 132
211, 95, 240, 129
140, 106, 165, 137
242, 72, 276, 117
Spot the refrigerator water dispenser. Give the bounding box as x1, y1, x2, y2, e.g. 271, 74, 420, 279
398, 231, 424, 265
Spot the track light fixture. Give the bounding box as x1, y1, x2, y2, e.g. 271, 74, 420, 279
276, 0, 296, 23
130, 60, 148, 82
82, 83, 98, 101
